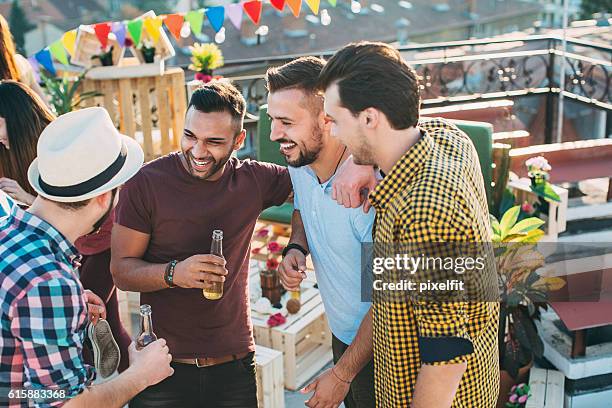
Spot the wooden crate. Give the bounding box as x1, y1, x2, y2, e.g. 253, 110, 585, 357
526, 367, 565, 408
250, 263, 332, 391
255, 345, 285, 408
80, 67, 187, 162
71, 24, 125, 68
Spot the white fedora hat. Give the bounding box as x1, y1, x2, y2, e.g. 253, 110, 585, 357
28, 107, 144, 203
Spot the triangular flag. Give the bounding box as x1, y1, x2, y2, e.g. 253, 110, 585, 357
328, 0, 337, 6
35, 48, 56, 76
127, 19, 143, 46
143, 16, 163, 43
227, 3, 243, 30
93, 22, 111, 48
287, 0, 302, 17
243, 1, 262, 25
186, 10, 204, 35
271, 0, 285, 12
49, 40, 69, 66
164, 14, 184, 40
205, 6, 225, 33
112, 22, 126, 47
60, 30, 77, 57
305, 0, 320, 14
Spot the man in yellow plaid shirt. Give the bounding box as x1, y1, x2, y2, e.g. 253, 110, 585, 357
317, 42, 499, 407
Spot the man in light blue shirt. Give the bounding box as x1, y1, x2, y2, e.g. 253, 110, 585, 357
266, 57, 376, 408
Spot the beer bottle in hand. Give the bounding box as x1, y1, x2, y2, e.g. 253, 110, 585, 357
203, 230, 224, 300
136, 304, 157, 349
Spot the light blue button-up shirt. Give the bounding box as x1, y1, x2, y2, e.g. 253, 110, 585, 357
288, 165, 373, 345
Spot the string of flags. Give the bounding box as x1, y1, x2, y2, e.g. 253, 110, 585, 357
32, 0, 347, 76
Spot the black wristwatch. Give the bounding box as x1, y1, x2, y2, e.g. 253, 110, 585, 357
164, 260, 178, 288
282, 243, 308, 258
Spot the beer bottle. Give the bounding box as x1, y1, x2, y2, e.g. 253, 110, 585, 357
203, 230, 224, 300
136, 304, 157, 349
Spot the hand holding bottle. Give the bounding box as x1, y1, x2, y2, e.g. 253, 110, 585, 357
172, 254, 227, 289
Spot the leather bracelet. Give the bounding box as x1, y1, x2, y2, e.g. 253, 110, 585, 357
282, 243, 308, 258
164, 260, 178, 288
331, 367, 351, 384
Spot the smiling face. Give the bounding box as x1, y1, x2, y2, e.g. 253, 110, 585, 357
180, 107, 245, 180
267, 88, 325, 168
324, 83, 376, 166
0, 116, 7, 149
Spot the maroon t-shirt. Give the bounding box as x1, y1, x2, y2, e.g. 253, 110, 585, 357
115, 153, 291, 358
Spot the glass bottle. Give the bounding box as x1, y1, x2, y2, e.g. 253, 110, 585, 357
136, 304, 157, 349
203, 229, 224, 300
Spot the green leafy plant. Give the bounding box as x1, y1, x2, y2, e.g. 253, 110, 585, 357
39, 70, 102, 116
491, 206, 565, 378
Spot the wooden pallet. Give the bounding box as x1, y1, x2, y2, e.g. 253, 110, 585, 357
255, 345, 285, 408
250, 262, 332, 391
526, 367, 565, 408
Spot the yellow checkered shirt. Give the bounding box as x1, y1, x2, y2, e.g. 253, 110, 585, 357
369, 118, 499, 407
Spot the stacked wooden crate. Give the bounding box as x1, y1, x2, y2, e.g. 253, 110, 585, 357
255, 345, 285, 408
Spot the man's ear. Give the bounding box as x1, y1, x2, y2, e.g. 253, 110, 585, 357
361, 107, 379, 129
233, 129, 247, 150
94, 190, 113, 209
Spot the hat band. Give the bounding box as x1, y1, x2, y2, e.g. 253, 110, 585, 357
38, 142, 128, 198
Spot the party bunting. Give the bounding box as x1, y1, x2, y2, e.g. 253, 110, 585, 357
60, 30, 77, 57
205, 6, 225, 33
164, 14, 184, 40
35, 48, 55, 76
93, 22, 111, 48
305, 0, 320, 14
270, 0, 286, 12
328, 0, 337, 6
144, 16, 163, 43
111, 22, 126, 47
49, 40, 69, 66
127, 19, 143, 46
243, 1, 262, 25
185, 10, 204, 36
226, 3, 243, 30
286, 0, 302, 18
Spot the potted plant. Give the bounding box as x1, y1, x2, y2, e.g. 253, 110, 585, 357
91, 45, 115, 66
189, 42, 224, 83
139, 39, 156, 64
525, 156, 561, 216
505, 383, 531, 408
39, 70, 102, 116
491, 205, 565, 407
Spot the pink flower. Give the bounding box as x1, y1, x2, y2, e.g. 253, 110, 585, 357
251, 247, 261, 254
256, 228, 269, 238
510, 385, 517, 393
518, 395, 528, 404
521, 201, 534, 214
195, 72, 213, 82
525, 156, 552, 172
267, 242, 282, 253
124, 37, 134, 48
266, 258, 279, 270
517, 383, 526, 388
267, 312, 286, 327
509, 394, 518, 403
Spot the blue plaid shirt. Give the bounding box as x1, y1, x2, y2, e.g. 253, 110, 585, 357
0, 192, 95, 407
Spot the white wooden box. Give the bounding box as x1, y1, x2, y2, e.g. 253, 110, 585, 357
526, 367, 565, 408
255, 345, 285, 408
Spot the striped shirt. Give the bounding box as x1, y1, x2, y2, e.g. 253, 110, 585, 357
0, 199, 94, 407
369, 118, 499, 407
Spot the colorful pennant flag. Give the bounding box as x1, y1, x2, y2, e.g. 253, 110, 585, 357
328, 0, 337, 6
35, 48, 55, 76
60, 30, 77, 57
287, 0, 302, 17
93, 22, 111, 48
186, 9, 204, 35
164, 14, 184, 40
111, 22, 126, 47
271, 0, 286, 12
305, 0, 320, 14
243, 1, 262, 25
226, 3, 243, 30
49, 40, 69, 66
205, 6, 225, 33
127, 19, 143, 46
144, 16, 163, 43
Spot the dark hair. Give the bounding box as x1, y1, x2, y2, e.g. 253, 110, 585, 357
0, 14, 20, 81
318, 41, 420, 129
0, 80, 55, 196
266, 56, 325, 94
188, 80, 246, 134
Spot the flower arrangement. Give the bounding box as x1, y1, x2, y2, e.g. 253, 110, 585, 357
252, 228, 285, 305
139, 39, 156, 63
506, 383, 531, 407
525, 156, 561, 209
189, 42, 224, 82
91, 45, 115, 66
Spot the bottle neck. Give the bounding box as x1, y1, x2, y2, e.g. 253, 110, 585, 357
211, 239, 223, 257
141, 313, 153, 334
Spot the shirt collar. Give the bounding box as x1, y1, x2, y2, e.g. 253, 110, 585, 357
11, 204, 81, 267
369, 128, 434, 210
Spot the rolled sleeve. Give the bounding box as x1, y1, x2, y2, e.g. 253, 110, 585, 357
11, 277, 94, 406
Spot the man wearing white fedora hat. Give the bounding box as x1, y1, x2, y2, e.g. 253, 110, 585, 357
0, 107, 174, 407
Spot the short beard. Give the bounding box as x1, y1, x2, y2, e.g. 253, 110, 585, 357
351, 129, 376, 166
286, 123, 324, 168
185, 148, 232, 180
